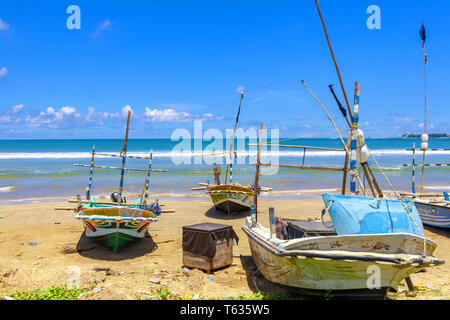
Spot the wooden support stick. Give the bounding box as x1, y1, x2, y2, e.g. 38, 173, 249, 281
247, 144, 345, 152
256, 163, 346, 172
361, 164, 376, 198
74, 164, 168, 172
366, 164, 384, 198
406, 277, 415, 292
253, 124, 264, 220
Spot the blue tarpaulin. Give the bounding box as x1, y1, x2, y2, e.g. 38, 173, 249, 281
322, 194, 424, 237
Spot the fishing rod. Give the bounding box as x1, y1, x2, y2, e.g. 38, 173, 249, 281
224, 91, 244, 184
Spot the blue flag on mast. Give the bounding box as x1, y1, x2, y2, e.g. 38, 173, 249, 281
419, 22, 426, 48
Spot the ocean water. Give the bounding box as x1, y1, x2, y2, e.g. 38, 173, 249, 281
0, 138, 449, 203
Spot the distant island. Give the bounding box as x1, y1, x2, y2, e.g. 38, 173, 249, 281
400, 133, 448, 138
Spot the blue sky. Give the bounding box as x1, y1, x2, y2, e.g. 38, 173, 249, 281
0, 0, 449, 139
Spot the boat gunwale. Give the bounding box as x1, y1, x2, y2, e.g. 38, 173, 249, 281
241, 222, 444, 266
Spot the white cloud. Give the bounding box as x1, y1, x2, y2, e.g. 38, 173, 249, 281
235, 86, 245, 94
0, 19, 10, 31
395, 117, 415, 123
0, 67, 8, 80
144, 107, 191, 122
10, 104, 25, 113
121, 105, 134, 117
24, 106, 81, 127
91, 19, 113, 38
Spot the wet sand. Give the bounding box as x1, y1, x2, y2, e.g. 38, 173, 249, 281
0, 199, 449, 300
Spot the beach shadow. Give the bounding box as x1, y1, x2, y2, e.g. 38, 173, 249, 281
425, 225, 450, 238
204, 206, 250, 220
239, 255, 387, 300
75, 231, 158, 261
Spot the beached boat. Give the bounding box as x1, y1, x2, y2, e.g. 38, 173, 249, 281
76, 205, 159, 252
414, 198, 450, 229
56, 111, 171, 252
207, 184, 253, 213
243, 214, 443, 297
194, 93, 263, 214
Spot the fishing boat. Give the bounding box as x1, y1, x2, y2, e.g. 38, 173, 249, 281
242, 0, 444, 298
207, 184, 254, 213
243, 211, 443, 297
401, 144, 450, 228
56, 111, 172, 252
194, 93, 267, 214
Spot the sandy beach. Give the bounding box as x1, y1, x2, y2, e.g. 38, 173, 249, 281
0, 198, 448, 300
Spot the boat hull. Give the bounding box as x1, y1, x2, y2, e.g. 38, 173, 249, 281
242, 219, 443, 296
208, 185, 253, 213
76, 206, 157, 252
415, 201, 450, 229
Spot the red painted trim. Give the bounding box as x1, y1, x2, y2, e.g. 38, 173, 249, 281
83, 220, 97, 232
137, 222, 150, 233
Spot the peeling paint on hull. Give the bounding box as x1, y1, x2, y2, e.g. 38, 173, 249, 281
242, 218, 444, 296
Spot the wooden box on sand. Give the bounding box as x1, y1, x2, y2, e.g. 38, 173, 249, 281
182, 223, 239, 273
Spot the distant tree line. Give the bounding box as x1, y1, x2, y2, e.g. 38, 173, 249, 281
401, 133, 448, 138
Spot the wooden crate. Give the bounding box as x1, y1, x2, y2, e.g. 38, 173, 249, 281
183, 239, 233, 273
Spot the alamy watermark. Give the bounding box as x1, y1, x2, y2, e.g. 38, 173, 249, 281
170, 120, 280, 175
367, 5, 381, 30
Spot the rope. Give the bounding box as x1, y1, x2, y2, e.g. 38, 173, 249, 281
321, 200, 334, 229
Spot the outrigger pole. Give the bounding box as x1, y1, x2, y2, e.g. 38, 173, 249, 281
224, 91, 244, 184
87, 144, 95, 200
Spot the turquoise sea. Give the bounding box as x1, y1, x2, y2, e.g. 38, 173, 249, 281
0, 138, 449, 203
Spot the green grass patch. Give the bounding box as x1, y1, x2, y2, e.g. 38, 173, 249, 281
5, 285, 89, 300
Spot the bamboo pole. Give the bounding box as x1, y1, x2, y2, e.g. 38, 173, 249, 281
412, 143, 416, 195
87, 145, 95, 200
314, 0, 352, 118
68, 199, 166, 207
420, 44, 428, 194
247, 144, 345, 152
361, 164, 376, 198
256, 163, 345, 172
366, 165, 384, 198
342, 135, 351, 195
253, 124, 264, 219
140, 150, 153, 204
400, 192, 444, 198
118, 111, 131, 205
95, 153, 153, 160
73, 164, 167, 172
225, 92, 244, 184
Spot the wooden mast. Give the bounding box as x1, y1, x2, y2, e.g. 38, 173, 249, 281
225, 92, 244, 184
420, 37, 428, 194
253, 124, 264, 219
118, 111, 131, 205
